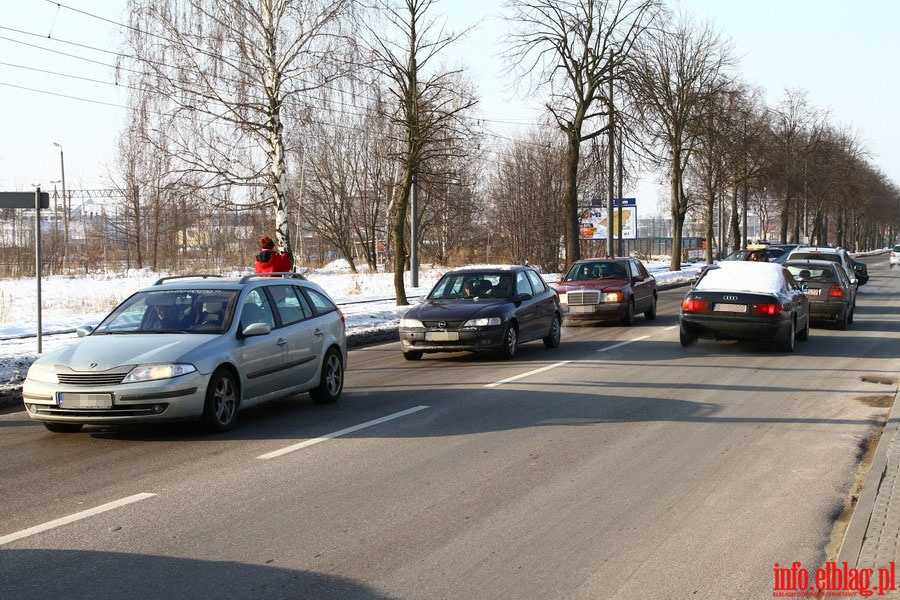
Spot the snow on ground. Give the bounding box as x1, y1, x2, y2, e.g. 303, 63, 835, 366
0, 260, 702, 396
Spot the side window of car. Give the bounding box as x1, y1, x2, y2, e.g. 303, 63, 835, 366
636, 261, 650, 280
515, 272, 532, 297
305, 288, 339, 316
525, 270, 547, 295
627, 260, 639, 279
241, 289, 276, 330
783, 270, 799, 292
271, 285, 314, 326
836, 266, 850, 287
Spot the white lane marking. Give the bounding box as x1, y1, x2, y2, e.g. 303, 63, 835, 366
597, 335, 650, 352
0, 493, 156, 547
257, 405, 429, 460
484, 361, 572, 388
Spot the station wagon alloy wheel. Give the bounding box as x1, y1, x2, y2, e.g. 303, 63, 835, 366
202, 369, 238, 433
310, 349, 343, 404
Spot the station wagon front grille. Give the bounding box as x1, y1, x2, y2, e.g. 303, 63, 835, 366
566, 290, 601, 305
56, 367, 134, 386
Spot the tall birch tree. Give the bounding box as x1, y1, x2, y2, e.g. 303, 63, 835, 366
123, 0, 354, 257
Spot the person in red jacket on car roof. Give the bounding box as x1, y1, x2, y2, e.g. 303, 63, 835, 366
254, 236, 293, 274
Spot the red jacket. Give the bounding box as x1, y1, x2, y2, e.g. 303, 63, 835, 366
255, 249, 293, 274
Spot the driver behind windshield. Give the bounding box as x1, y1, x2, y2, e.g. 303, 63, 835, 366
147, 304, 182, 330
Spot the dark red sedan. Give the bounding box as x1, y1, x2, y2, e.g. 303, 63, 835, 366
554, 257, 658, 325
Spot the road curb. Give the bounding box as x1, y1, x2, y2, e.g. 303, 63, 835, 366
837, 388, 900, 567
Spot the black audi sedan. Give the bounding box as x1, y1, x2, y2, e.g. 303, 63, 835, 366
679, 261, 810, 352
399, 265, 562, 360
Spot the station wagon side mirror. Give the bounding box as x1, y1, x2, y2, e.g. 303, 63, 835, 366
240, 322, 272, 337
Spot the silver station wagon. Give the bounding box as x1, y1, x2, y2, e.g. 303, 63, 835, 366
23, 274, 347, 433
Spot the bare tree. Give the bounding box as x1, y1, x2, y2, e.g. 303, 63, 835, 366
763, 89, 826, 244
630, 14, 734, 270
504, 0, 659, 267
488, 128, 567, 269
363, 0, 478, 304
725, 86, 768, 252
300, 119, 361, 271
123, 0, 355, 257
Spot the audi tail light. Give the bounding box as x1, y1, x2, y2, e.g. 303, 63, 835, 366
750, 303, 783, 316
682, 298, 710, 312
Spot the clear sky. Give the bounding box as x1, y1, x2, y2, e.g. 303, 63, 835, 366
2, 0, 898, 215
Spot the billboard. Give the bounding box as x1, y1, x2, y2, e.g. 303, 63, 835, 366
579, 198, 637, 239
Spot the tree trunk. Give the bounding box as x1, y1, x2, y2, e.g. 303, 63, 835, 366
563, 130, 581, 268
669, 156, 686, 271
391, 165, 413, 306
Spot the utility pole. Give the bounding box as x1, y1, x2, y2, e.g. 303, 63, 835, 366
411, 172, 419, 288
607, 58, 615, 258
617, 134, 624, 257
53, 142, 67, 270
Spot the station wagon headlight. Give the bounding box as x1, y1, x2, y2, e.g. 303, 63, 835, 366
123, 364, 197, 383
400, 318, 424, 328
26, 362, 59, 384
463, 317, 501, 327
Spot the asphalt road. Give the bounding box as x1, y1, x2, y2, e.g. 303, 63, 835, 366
1, 260, 898, 599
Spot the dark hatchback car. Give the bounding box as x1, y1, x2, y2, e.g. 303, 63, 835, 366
399, 265, 562, 360
784, 259, 856, 329
679, 261, 810, 352
554, 257, 658, 325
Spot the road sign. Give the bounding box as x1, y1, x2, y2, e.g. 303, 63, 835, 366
0, 192, 50, 209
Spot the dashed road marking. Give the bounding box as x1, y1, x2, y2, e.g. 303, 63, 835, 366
257, 405, 430, 460
0, 493, 157, 546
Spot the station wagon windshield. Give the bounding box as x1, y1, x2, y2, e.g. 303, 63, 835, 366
93, 289, 239, 334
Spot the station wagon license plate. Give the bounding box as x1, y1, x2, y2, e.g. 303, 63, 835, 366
426, 331, 459, 341
713, 303, 747, 313
58, 393, 113, 409
805, 288, 821, 296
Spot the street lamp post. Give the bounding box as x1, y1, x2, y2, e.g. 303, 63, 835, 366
52, 142, 67, 269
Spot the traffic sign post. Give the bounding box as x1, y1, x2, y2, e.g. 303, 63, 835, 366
0, 189, 49, 353
0, 191, 49, 209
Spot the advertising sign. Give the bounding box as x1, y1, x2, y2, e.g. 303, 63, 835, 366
579, 198, 637, 239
